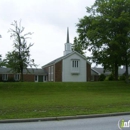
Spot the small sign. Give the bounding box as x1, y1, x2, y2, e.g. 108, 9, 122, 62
118, 119, 130, 129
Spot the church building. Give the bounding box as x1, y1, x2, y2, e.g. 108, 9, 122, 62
42, 28, 91, 82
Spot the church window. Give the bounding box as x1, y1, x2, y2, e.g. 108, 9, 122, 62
72, 60, 79, 68
14, 74, 20, 81
71, 59, 80, 74
2, 74, 8, 81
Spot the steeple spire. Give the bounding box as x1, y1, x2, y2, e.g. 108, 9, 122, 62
63, 27, 72, 56
67, 27, 69, 43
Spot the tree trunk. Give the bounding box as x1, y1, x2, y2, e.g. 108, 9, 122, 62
21, 71, 23, 82
20, 65, 24, 82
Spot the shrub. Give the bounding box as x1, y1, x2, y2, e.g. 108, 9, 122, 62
119, 74, 126, 80
1, 77, 15, 82
99, 74, 106, 81
8, 77, 15, 82
0, 76, 2, 82
108, 74, 115, 81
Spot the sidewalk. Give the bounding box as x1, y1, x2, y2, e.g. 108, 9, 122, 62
0, 112, 130, 123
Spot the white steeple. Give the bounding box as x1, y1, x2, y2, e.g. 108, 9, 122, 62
63, 27, 72, 56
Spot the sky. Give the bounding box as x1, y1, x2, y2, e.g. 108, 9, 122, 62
0, 0, 96, 68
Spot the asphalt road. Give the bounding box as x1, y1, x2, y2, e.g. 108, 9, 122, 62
0, 115, 130, 130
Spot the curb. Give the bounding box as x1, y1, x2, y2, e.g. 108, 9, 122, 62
0, 112, 130, 123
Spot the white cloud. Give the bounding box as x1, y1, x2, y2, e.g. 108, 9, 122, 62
0, 0, 95, 67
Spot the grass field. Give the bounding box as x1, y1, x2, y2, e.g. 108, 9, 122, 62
0, 81, 130, 120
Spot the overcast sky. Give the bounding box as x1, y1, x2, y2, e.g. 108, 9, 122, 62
0, 0, 95, 68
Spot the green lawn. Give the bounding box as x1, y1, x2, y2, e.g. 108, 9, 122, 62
0, 81, 130, 119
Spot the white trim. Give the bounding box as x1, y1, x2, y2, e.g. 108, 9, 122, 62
54, 64, 55, 82
35, 75, 38, 82
91, 68, 100, 75
48, 67, 50, 81
51, 66, 54, 81
44, 75, 47, 82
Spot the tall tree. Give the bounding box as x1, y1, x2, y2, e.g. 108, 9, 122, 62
3, 20, 36, 81
76, 0, 130, 81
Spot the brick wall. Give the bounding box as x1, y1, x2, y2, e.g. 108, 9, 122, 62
55, 60, 62, 82
23, 74, 34, 82
94, 75, 99, 81
87, 63, 91, 81
0, 74, 35, 82
0, 74, 15, 82
8, 74, 15, 81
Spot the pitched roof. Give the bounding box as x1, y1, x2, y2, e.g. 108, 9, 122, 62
91, 68, 100, 75
0, 68, 47, 75
92, 67, 111, 75
92, 66, 128, 75
42, 51, 91, 68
